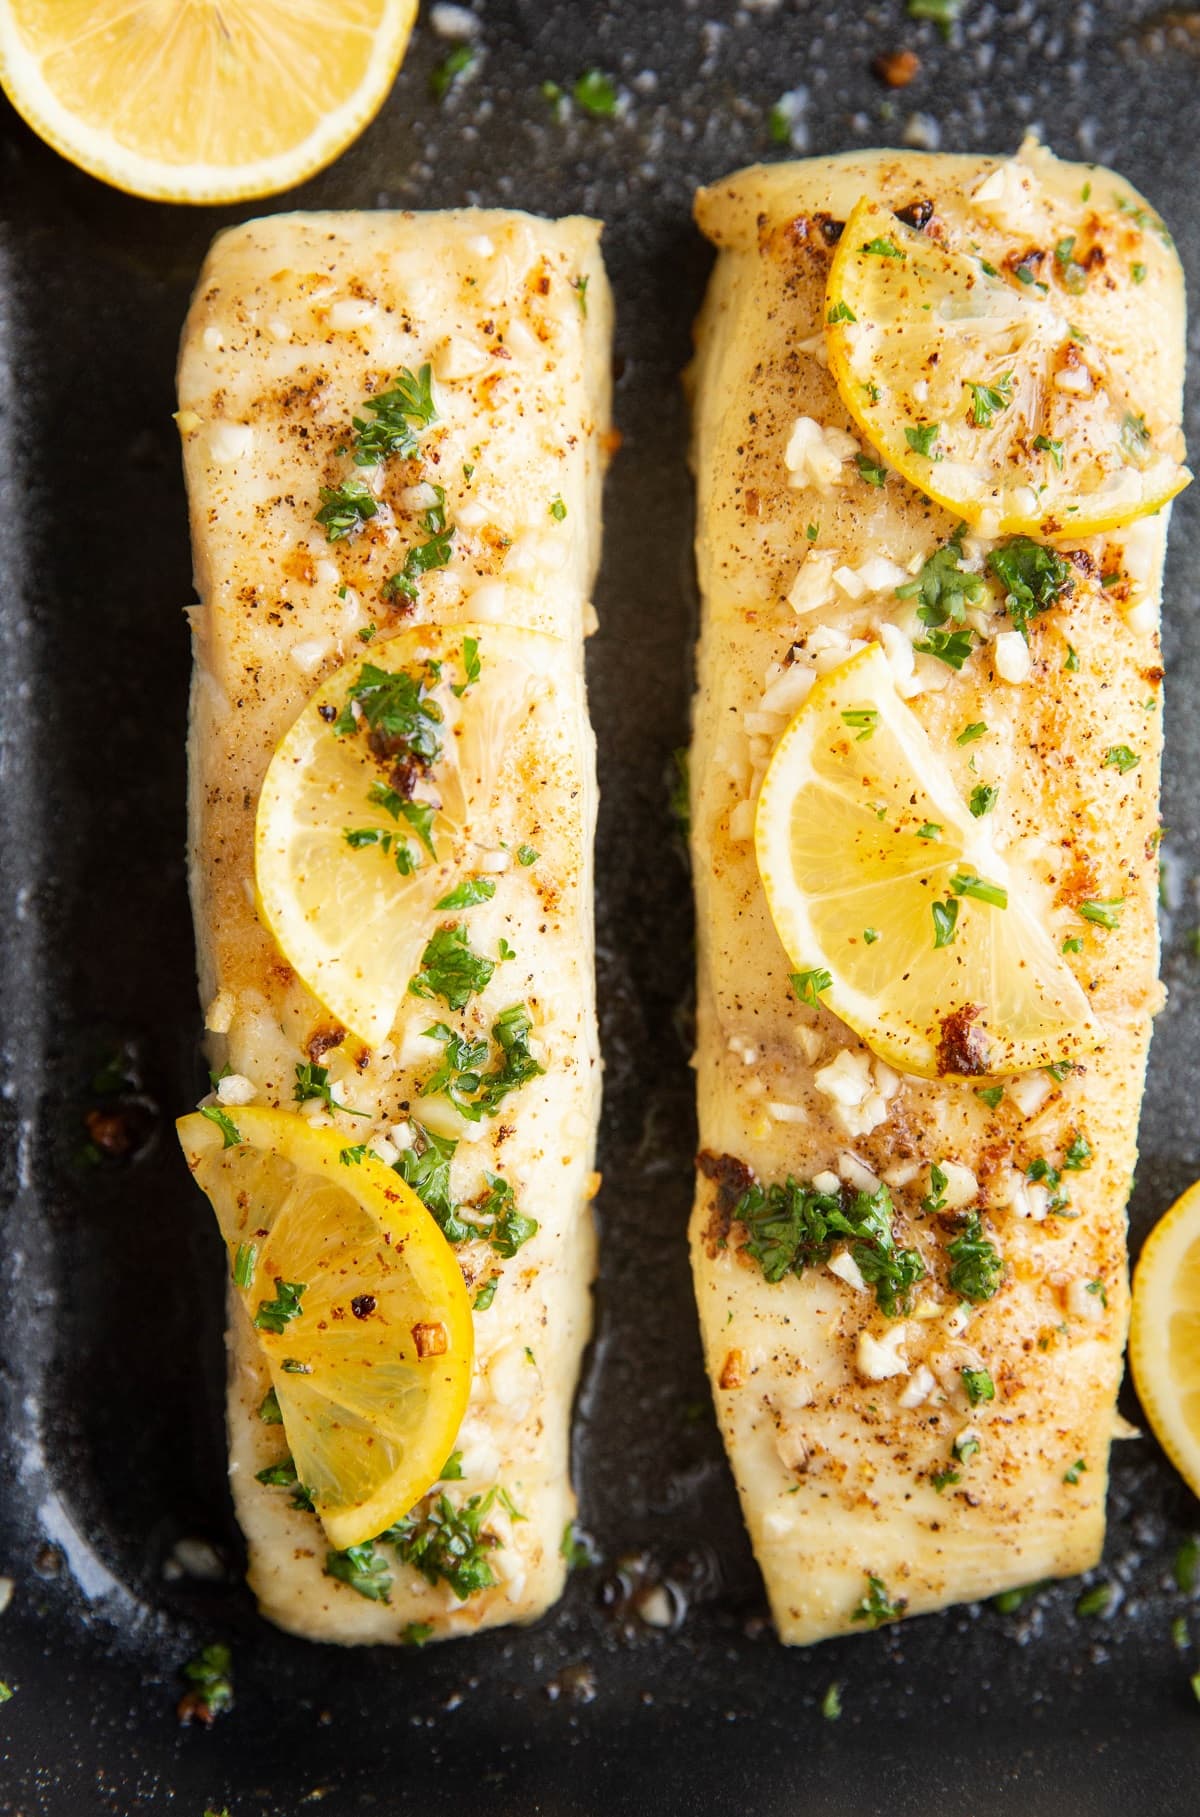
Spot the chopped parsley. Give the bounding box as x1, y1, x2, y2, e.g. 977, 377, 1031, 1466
516, 843, 539, 866
1175, 1537, 1200, 1593
1053, 235, 1088, 294
954, 1431, 981, 1464
917, 822, 942, 840
384, 486, 456, 602
380, 1490, 502, 1600
573, 274, 589, 315
315, 476, 378, 540
293, 1060, 367, 1118
975, 1085, 1004, 1109
180, 1643, 234, 1722
931, 1468, 961, 1493
573, 69, 618, 117
790, 967, 832, 1007
350, 364, 437, 466
258, 1387, 283, 1424
932, 898, 958, 947
855, 452, 888, 487
922, 1162, 948, 1215
1086, 1277, 1108, 1309
1063, 934, 1083, 953
904, 421, 942, 459
334, 659, 443, 761
946, 1213, 1003, 1303
962, 1366, 995, 1406
430, 43, 476, 101
232, 1242, 257, 1289
1103, 745, 1140, 774
957, 721, 987, 745
1064, 1133, 1092, 1171
409, 923, 495, 1011
1064, 1458, 1087, 1485
950, 871, 1008, 909
339, 1143, 369, 1165
863, 927, 880, 944
1027, 1156, 1070, 1214
993, 1582, 1043, 1614
899, 525, 984, 669
969, 783, 998, 817
254, 1454, 313, 1513
473, 1279, 497, 1310
401, 1622, 435, 1647
365, 784, 438, 862
420, 1004, 543, 1121
1079, 898, 1124, 930
827, 300, 856, 325
200, 1103, 242, 1148
987, 537, 1073, 639
821, 1682, 843, 1721
561, 1520, 599, 1570
253, 1278, 306, 1335
1120, 411, 1151, 466
1033, 433, 1065, 470
851, 1573, 907, 1627
862, 236, 904, 258
1132, 262, 1147, 284
967, 373, 1013, 427
1076, 1582, 1113, 1618
326, 1542, 392, 1603
1064, 645, 1080, 672
734, 1176, 924, 1318
467, 1172, 539, 1258
451, 635, 481, 698
434, 877, 497, 911
841, 707, 878, 740
549, 495, 568, 521
395, 1123, 465, 1240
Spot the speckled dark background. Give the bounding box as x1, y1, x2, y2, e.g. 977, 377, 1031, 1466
2, 2, 1200, 1812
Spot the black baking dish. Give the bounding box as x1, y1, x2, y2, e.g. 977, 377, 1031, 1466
2, 2, 1200, 1812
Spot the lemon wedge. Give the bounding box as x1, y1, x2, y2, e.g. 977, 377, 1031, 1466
256, 623, 565, 1051
825, 197, 1190, 537
0, 0, 416, 204
178, 1105, 472, 1550
1130, 1180, 1200, 1503
754, 643, 1099, 1079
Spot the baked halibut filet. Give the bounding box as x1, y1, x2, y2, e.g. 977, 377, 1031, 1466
688, 141, 1187, 1643
177, 210, 611, 1642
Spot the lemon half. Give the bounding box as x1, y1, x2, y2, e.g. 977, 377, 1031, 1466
754, 644, 1099, 1079
178, 1105, 472, 1550
0, 0, 416, 203
1130, 1180, 1200, 1503
825, 197, 1190, 538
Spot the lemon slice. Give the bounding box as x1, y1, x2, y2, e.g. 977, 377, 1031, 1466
1130, 1180, 1200, 1502
256, 622, 567, 1050
825, 197, 1190, 537
754, 643, 1099, 1079
0, 0, 416, 204
178, 1105, 472, 1550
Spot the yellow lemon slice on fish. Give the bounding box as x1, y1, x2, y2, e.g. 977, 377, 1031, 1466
177, 1105, 472, 1550
255, 622, 573, 1050
753, 643, 1100, 1079
824, 196, 1190, 537
0, 0, 416, 204
1130, 1178, 1200, 1504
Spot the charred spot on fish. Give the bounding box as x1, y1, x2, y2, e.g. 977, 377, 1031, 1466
815, 212, 844, 245
308, 1025, 346, 1062
895, 198, 934, 231
936, 1004, 991, 1077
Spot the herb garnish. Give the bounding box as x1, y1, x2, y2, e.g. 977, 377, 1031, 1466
326, 1542, 392, 1603
734, 1176, 924, 1318
1103, 745, 1140, 774
384, 486, 455, 602
851, 1574, 907, 1627
1079, 898, 1124, 929
409, 924, 495, 1012
350, 364, 437, 466
790, 968, 832, 1007
179, 1643, 234, 1724
946, 1212, 1003, 1302
904, 421, 942, 459
293, 1060, 368, 1118
962, 1366, 995, 1405
987, 537, 1073, 639
316, 477, 377, 541
380, 1490, 502, 1599
573, 69, 618, 116
431, 44, 476, 101
200, 1104, 242, 1148
253, 1279, 306, 1335
435, 877, 497, 910
420, 1004, 543, 1121
855, 452, 888, 487
967, 373, 1013, 427
232, 1242, 257, 1289
969, 783, 998, 817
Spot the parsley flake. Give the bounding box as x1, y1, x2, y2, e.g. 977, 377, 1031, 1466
253, 1278, 306, 1335
409, 923, 495, 1012
790, 967, 832, 1007
852, 1573, 907, 1627
200, 1103, 242, 1148
315, 477, 378, 541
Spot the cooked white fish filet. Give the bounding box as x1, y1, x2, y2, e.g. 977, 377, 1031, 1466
688, 142, 1184, 1644
177, 210, 611, 1643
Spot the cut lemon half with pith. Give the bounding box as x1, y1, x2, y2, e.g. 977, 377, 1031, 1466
1130, 1179, 1200, 1502
256, 622, 577, 1049
825, 196, 1190, 537
0, 0, 416, 204
754, 644, 1100, 1079
178, 1105, 472, 1550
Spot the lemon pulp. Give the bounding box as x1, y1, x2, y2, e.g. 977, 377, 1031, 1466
1130, 1179, 1200, 1503
178, 1105, 472, 1550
